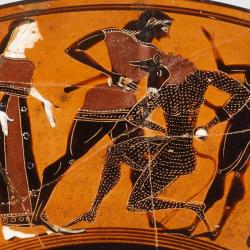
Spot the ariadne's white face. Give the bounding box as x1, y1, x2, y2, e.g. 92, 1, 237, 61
17, 22, 42, 49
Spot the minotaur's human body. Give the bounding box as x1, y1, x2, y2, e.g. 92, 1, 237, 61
66, 55, 249, 232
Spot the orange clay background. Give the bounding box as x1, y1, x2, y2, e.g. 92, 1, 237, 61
0, 1, 249, 249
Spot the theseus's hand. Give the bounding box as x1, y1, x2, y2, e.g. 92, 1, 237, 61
108, 73, 137, 92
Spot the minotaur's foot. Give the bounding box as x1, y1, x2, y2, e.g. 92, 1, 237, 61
187, 203, 211, 232
147, 215, 167, 229
193, 229, 220, 240
148, 220, 167, 229
38, 213, 85, 234
160, 225, 196, 237
65, 210, 96, 227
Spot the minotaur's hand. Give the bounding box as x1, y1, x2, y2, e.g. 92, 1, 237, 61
147, 87, 159, 97
194, 126, 209, 141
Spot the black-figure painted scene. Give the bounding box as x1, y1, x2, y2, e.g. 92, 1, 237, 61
0, 1, 249, 250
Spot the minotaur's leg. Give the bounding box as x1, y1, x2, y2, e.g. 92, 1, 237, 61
66, 146, 123, 225
65, 136, 154, 226
166, 114, 250, 238
164, 172, 226, 237
127, 161, 211, 232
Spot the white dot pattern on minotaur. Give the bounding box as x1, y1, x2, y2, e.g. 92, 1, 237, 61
70, 68, 249, 227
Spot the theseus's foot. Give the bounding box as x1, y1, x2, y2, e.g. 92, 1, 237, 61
39, 213, 85, 234
64, 210, 97, 227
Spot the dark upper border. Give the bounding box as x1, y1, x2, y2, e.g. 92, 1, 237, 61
0, 0, 249, 12
0, 3, 249, 28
